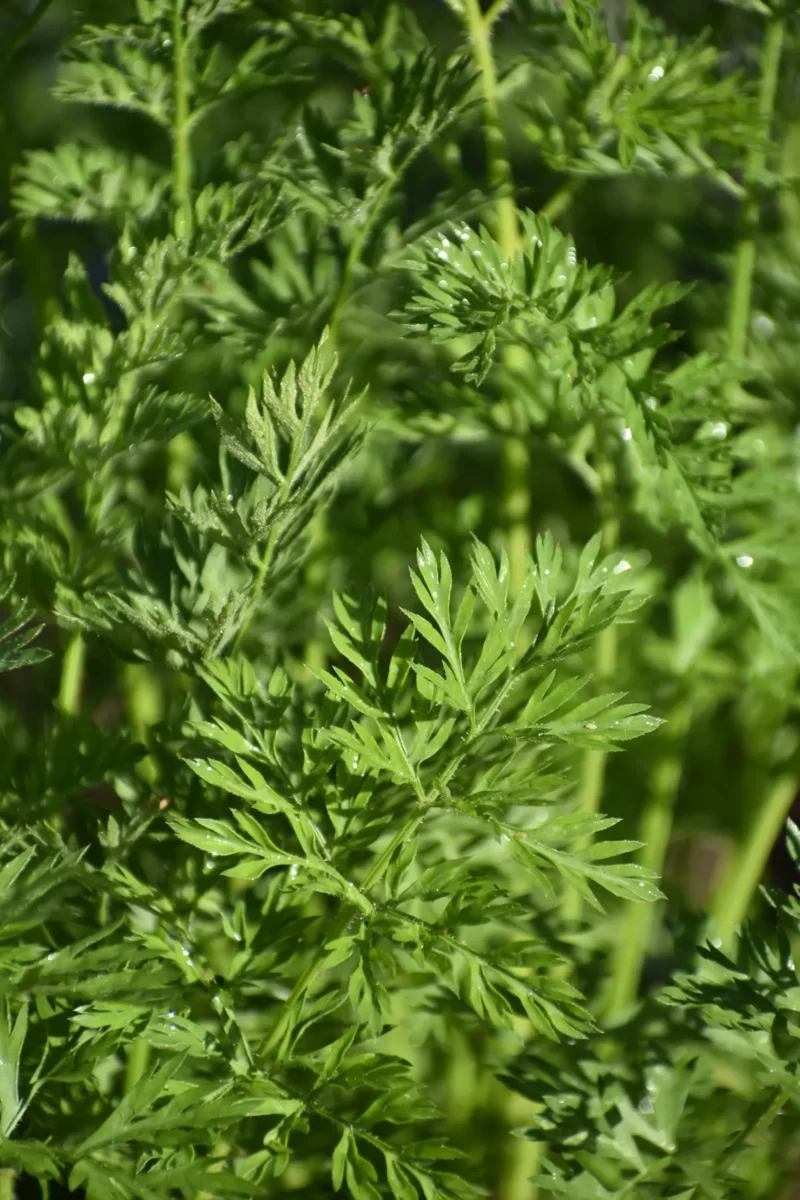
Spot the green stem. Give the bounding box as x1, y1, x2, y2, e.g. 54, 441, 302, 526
727, 17, 784, 362
462, 0, 518, 260
261, 811, 428, 1061
463, 0, 530, 606
123, 663, 164, 786
711, 773, 797, 948
708, 17, 788, 952
0, 1169, 15, 1200
1, 0, 57, 69
58, 631, 85, 716
562, 465, 619, 926
540, 178, 580, 224
503, 434, 531, 600
172, 0, 192, 240
306, 158, 406, 671
484, 0, 511, 29
232, 500, 285, 656
605, 699, 691, 1019
461, 12, 536, 1190
329, 173, 398, 337
724, 1087, 788, 1176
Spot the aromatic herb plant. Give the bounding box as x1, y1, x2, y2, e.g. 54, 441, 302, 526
2, 0, 800, 1198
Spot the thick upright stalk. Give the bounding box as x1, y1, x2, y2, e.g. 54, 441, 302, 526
709, 16, 787, 948
462, 0, 530, 601
605, 699, 691, 1018
462, 0, 518, 256
172, 0, 193, 240
727, 18, 784, 361
712, 774, 797, 947
461, 11, 539, 1195
0, 1169, 15, 1200
562, 456, 619, 926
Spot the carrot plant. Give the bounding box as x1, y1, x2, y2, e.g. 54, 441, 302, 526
1, 0, 800, 1197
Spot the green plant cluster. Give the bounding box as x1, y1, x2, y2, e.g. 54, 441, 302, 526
1, 0, 800, 1197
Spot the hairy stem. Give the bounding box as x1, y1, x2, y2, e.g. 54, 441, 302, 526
727, 17, 784, 361
605, 699, 691, 1019
712, 774, 797, 947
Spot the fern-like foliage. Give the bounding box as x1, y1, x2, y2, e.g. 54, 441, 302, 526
3, 0, 800, 1197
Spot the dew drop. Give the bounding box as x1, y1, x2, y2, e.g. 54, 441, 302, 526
82, 372, 96, 384
438, 279, 448, 288
437, 250, 448, 261
645, 396, 657, 410
638, 1094, 655, 1113
751, 313, 775, 341
736, 554, 754, 569
648, 64, 665, 81
226, 493, 234, 502
473, 249, 481, 257
567, 247, 577, 267
622, 426, 633, 442
613, 559, 631, 574
710, 422, 728, 440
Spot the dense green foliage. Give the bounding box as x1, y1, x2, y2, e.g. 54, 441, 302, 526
2, 0, 800, 1196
